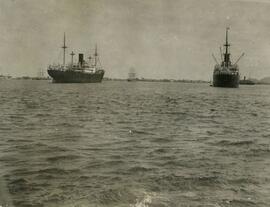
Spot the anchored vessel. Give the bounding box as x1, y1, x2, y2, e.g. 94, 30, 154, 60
239, 76, 255, 85
127, 67, 137, 81
48, 34, 105, 83
212, 28, 244, 88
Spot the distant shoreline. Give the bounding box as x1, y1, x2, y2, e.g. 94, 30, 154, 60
1, 76, 270, 85
103, 77, 209, 83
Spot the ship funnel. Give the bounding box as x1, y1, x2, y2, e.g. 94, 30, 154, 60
79, 53, 84, 65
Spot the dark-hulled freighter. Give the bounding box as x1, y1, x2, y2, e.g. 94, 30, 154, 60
48, 34, 105, 83
212, 28, 244, 88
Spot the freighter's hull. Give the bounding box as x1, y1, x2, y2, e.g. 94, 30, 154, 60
239, 79, 255, 85
127, 78, 137, 82
47, 69, 104, 83
213, 73, 239, 88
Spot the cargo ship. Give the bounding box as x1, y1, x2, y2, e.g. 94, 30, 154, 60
47, 34, 105, 83
212, 28, 244, 88
239, 76, 255, 85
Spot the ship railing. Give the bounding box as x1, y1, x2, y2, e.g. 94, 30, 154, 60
214, 70, 239, 75
48, 64, 67, 71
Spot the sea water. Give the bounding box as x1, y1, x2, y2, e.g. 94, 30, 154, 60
0, 80, 269, 207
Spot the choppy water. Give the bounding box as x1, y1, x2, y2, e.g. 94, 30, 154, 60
0, 80, 269, 207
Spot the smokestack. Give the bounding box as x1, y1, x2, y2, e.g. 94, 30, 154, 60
79, 53, 84, 66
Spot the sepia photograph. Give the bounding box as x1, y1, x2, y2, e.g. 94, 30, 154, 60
0, 0, 269, 206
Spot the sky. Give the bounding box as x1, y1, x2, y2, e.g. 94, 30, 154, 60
0, 0, 270, 80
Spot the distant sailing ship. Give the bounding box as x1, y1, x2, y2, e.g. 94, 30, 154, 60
212, 28, 244, 88
127, 67, 137, 81
48, 33, 105, 83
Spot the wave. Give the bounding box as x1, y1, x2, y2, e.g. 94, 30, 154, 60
223, 199, 256, 207
104, 160, 125, 166
37, 167, 80, 175
150, 137, 172, 143
152, 148, 169, 154
94, 188, 137, 205
149, 174, 223, 191
46, 154, 81, 162
130, 193, 153, 207
128, 166, 155, 173
8, 178, 32, 194
247, 147, 270, 157
228, 177, 259, 185
215, 140, 254, 146
129, 130, 156, 135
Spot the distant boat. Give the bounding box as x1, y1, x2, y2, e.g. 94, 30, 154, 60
127, 67, 137, 81
47, 33, 105, 83
212, 28, 244, 88
240, 76, 255, 85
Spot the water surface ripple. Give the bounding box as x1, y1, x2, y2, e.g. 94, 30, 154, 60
0, 80, 269, 207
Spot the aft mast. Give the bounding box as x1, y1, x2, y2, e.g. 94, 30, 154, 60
223, 27, 231, 67
94, 44, 98, 67
62, 33, 68, 67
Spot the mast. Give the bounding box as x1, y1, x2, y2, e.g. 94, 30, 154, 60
94, 44, 98, 66
70, 51, 75, 66
128, 67, 136, 79
224, 27, 231, 67
88, 55, 92, 65
38, 68, 44, 78
62, 33, 67, 66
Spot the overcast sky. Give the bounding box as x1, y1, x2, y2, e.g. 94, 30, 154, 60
0, 0, 270, 80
